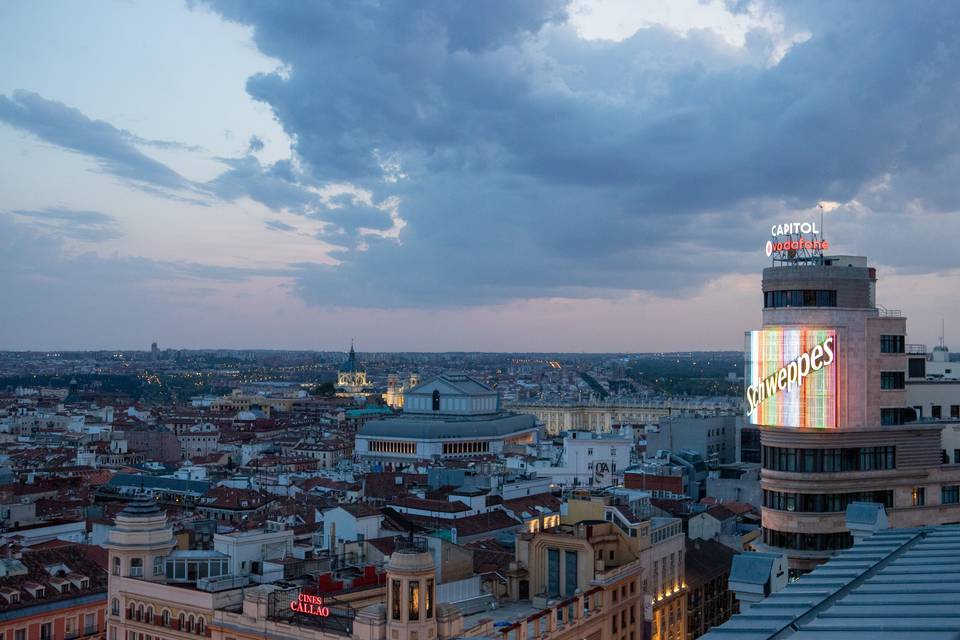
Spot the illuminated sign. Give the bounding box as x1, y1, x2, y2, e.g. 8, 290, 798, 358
291, 593, 330, 617
764, 221, 829, 258
746, 328, 838, 428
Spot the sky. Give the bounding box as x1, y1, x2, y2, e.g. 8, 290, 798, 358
2, 0, 960, 352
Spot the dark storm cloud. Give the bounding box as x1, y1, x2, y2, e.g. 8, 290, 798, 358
200, 0, 960, 308
0, 91, 193, 192
11, 207, 122, 242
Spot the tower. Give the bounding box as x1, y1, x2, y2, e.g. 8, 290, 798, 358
749, 252, 960, 573
385, 537, 437, 640
106, 491, 176, 583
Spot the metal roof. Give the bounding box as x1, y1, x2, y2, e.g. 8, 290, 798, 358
703, 525, 960, 640
359, 413, 536, 439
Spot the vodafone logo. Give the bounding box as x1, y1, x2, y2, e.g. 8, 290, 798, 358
765, 241, 773, 257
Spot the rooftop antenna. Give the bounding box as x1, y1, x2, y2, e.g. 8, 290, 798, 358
940, 319, 946, 349
818, 203, 825, 264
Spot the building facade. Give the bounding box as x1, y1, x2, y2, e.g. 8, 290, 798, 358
355, 374, 538, 466
749, 254, 960, 571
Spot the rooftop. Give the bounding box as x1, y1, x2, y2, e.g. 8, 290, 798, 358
704, 524, 960, 639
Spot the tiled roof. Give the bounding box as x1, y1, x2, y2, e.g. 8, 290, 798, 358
396, 496, 471, 513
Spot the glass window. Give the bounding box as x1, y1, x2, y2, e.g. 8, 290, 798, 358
391, 580, 401, 620
409, 581, 420, 621
564, 550, 578, 596
912, 487, 926, 506
880, 372, 906, 389
880, 335, 905, 353
942, 486, 959, 504
426, 579, 434, 619
933, 406, 942, 419
547, 549, 560, 596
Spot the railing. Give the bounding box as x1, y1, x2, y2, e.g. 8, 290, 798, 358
906, 344, 928, 355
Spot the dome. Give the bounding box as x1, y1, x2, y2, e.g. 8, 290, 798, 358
119, 491, 162, 518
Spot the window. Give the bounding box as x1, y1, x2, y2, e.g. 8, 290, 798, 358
85, 613, 98, 634
40, 624, 52, 640
881, 408, 915, 426
912, 487, 926, 506
942, 486, 960, 504
153, 556, 164, 576
14, 631, 24, 640
932, 406, 942, 419
113, 557, 121, 576
162, 610, 171, 627
880, 371, 905, 390
112, 598, 120, 616
197, 618, 205, 635
432, 390, 440, 411
130, 558, 143, 577
952, 405, 960, 419
955, 449, 960, 465
547, 549, 560, 597
763, 446, 896, 472
409, 581, 420, 621
909, 357, 926, 378
564, 550, 578, 596
880, 335, 905, 353
587, 448, 593, 456
426, 579, 434, 619
764, 289, 836, 308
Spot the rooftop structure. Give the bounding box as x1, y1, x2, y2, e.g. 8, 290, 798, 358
704, 524, 960, 639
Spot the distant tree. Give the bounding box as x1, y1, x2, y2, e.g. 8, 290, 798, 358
312, 382, 336, 396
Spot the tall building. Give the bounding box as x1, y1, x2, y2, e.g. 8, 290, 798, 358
748, 252, 960, 571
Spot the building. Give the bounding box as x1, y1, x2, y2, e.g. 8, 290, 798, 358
337, 343, 373, 398
355, 374, 539, 465
122, 423, 182, 464
905, 343, 960, 430
0, 545, 107, 640
383, 373, 421, 409
644, 416, 738, 468
703, 523, 960, 639
510, 399, 738, 436
177, 422, 221, 459
683, 539, 737, 640
564, 489, 687, 640
543, 430, 633, 489
748, 252, 960, 571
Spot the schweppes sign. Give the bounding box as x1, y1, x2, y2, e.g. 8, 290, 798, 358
746, 336, 835, 416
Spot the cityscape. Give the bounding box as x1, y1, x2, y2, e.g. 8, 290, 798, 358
2, 2, 960, 640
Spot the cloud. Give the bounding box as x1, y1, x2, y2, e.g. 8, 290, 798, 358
193, 0, 960, 309
265, 219, 296, 232
0, 90, 194, 192
11, 207, 122, 242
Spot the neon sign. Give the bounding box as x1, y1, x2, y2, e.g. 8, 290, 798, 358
290, 593, 331, 617
746, 328, 838, 428
764, 221, 828, 259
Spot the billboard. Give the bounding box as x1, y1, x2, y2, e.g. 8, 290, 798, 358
746, 328, 838, 428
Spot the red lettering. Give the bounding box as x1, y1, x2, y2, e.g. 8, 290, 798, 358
291, 593, 331, 617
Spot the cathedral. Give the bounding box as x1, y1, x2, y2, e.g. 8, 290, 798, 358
336, 342, 373, 398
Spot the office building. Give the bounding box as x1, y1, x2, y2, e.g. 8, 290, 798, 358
748, 252, 960, 571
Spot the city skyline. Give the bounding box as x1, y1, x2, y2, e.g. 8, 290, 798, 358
3, 1, 960, 352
